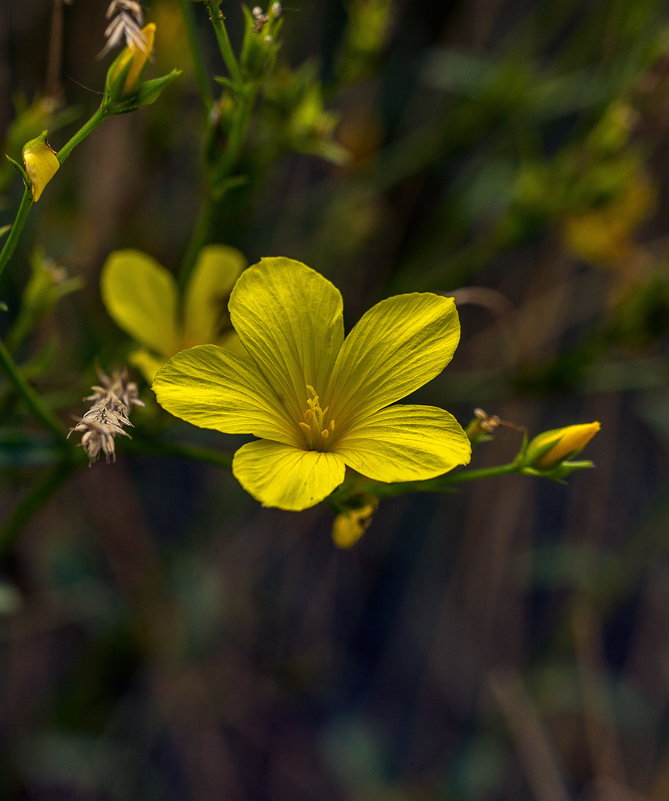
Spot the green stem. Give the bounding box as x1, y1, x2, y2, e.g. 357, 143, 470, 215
439, 461, 521, 485
0, 338, 70, 447
0, 462, 75, 559
179, 89, 254, 286
57, 107, 107, 164
203, 0, 244, 87
126, 435, 233, 469
0, 108, 107, 282
0, 188, 32, 281
176, 0, 214, 109
179, 192, 215, 288
336, 461, 523, 504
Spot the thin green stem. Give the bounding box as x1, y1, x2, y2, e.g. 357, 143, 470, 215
0, 338, 70, 447
179, 90, 254, 286
0, 108, 107, 283
176, 0, 214, 109
203, 0, 244, 87
57, 107, 106, 164
126, 435, 233, 469
439, 462, 521, 485
0, 462, 75, 559
0, 188, 32, 281
332, 461, 523, 505
179, 193, 215, 287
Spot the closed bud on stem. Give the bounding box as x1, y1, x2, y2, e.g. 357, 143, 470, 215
524, 422, 601, 470
22, 131, 59, 202
102, 24, 180, 115
331, 498, 379, 549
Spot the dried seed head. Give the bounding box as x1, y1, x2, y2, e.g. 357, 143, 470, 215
101, 0, 146, 56
69, 368, 144, 464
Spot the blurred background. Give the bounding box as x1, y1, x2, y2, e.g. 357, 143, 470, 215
2, 0, 669, 799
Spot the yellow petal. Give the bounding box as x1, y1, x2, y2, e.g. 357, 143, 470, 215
101, 250, 179, 355
328, 293, 460, 426
184, 245, 245, 345
334, 404, 471, 482
229, 258, 344, 422
153, 344, 300, 446
529, 421, 601, 469
123, 23, 155, 95
22, 132, 59, 202
233, 439, 346, 510
129, 348, 167, 383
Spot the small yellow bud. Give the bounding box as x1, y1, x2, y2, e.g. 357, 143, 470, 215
528, 422, 601, 469
331, 501, 378, 549
112, 22, 156, 96
22, 131, 59, 202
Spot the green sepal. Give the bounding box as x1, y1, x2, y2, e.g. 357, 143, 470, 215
5, 155, 29, 188
521, 459, 595, 482
103, 70, 182, 116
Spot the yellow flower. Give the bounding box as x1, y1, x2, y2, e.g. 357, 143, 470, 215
101, 245, 246, 381
153, 258, 472, 511
526, 422, 601, 469
562, 170, 655, 268
22, 131, 59, 202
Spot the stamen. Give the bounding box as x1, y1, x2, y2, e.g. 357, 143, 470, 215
300, 385, 336, 451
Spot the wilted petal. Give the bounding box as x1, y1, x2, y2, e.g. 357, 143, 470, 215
233, 439, 346, 510
153, 344, 299, 446
184, 245, 245, 345
102, 250, 179, 355
334, 404, 471, 482
328, 293, 460, 426
229, 258, 344, 421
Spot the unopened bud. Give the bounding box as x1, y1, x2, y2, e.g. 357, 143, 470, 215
525, 422, 601, 469
22, 131, 59, 202
331, 500, 378, 549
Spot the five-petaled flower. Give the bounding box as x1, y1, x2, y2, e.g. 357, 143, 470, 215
101, 245, 245, 381
153, 258, 471, 511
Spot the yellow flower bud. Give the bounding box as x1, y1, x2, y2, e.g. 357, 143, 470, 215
22, 131, 59, 202
110, 22, 156, 97
528, 422, 601, 469
331, 501, 378, 549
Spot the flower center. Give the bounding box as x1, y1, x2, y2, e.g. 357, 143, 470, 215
298, 385, 336, 451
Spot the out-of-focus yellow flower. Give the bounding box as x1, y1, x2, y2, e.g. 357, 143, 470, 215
562, 169, 655, 267
22, 131, 59, 202
101, 245, 245, 382
526, 422, 601, 470
332, 500, 378, 548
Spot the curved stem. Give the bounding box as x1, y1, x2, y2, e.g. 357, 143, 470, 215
334, 461, 523, 504
0, 189, 33, 281
0, 338, 70, 447
57, 107, 107, 164
0, 108, 107, 283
